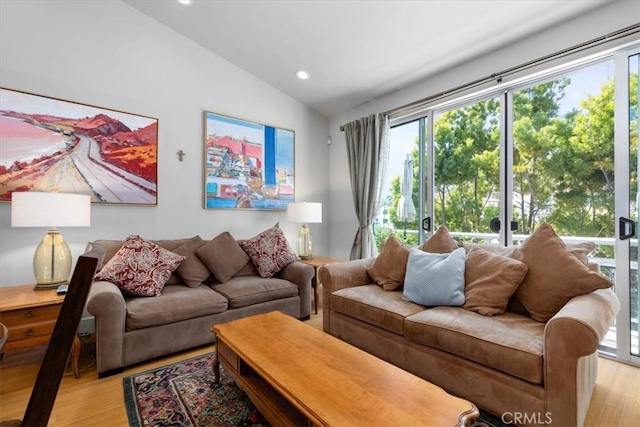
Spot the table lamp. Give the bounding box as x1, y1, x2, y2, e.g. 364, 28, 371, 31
287, 202, 322, 259
11, 192, 91, 290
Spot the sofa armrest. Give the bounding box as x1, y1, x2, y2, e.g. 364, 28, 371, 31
545, 288, 619, 358
318, 257, 375, 332
543, 288, 619, 426
277, 261, 314, 318
86, 280, 126, 375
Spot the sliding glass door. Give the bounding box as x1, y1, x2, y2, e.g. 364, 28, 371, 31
396, 46, 639, 365
617, 48, 640, 363
630, 51, 640, 360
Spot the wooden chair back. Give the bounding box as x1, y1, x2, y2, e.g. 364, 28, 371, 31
0, 243, 103, 427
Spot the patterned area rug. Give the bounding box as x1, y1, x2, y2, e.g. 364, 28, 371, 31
124, 353, 268, 426
124, 352, 506, 427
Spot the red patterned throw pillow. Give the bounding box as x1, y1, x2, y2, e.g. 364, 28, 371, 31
94, 235, 186, 297
240, 223, 299, 278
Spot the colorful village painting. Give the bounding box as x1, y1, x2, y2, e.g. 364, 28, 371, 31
204, 112, 294, 210
0, 88, 158, 205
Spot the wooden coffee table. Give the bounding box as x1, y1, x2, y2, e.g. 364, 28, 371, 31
211, 311, 479, 426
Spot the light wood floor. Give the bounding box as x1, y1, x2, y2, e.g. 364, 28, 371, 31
0, 307, 638, 426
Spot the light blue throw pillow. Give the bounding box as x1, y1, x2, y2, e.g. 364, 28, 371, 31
402, 247, 466, 306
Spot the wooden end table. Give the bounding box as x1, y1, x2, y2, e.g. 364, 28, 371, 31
0, 284, 82, 378
299, 256, 342, 314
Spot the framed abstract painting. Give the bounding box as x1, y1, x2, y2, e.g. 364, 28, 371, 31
0, 87, 158, 205
203, 111, 295, 210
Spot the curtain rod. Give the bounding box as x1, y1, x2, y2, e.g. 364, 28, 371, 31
340, 23, 640, 131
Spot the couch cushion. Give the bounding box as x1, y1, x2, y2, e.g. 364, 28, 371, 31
173, 236, 211, 287
463, 247, 528, 316
367, 235, 410, 291
211, 276, 298, 309
125, 284, 228, 330
331, 285, 425, 335
197, 232, 249, 283
512, 223, 612, 322
402, 247, 466, 307
405, 307, 545, 384
93, 235, 186, 297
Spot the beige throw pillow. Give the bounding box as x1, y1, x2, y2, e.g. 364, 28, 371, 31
565, 241, 597, 265
463, 247, 528, 316
511, 223, 612, 322
367, 235, 410, 291
196, 232, 250, 283
419, 225, 458, 253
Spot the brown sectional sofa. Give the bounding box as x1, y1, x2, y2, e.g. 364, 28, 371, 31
86, 237, 314, 377
319, 247, 619, 427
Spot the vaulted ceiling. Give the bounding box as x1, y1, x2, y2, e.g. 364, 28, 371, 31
123, 0, 612, 118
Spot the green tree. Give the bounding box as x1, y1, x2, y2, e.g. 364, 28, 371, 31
512, 79, 571, 233
384, 71, 634, 251
433, 98, 500, 233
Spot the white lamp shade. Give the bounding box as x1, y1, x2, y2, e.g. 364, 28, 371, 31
287, 202, 322, 224
11, 192, 91, 227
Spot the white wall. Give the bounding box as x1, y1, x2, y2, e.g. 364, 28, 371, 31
327, 0, 640, 260
0, 0, 330, 286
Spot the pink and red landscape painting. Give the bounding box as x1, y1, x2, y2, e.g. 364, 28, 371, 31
0, 88, 158, 204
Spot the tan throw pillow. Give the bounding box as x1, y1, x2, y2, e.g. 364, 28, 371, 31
463, 247, 528, 316
196, 232, 250, 283
419, 225, 458, 253
367, 234, 410, 291
566, 241, 597, 265
461, 241, 517, 258
511, 223, 612, 322
172, 236, 211, 287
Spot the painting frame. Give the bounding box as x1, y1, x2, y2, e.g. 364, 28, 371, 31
0, 87, 159, 205
203, 111, 295, 210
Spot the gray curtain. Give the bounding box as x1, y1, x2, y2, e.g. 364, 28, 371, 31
344, 113, 389, 260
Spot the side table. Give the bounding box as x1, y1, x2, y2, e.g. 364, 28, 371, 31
0, 284, 82, 377
299, 256, 342, 314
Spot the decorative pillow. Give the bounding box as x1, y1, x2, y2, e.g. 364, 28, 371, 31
93, 235, 186, 297
461, 241, 516, 257
196, 232, 250, 284
172, 236, 211, 287
566, 242, 597, 265
367, 234, 410, 291
240, 223, 300, 278
419, 225, 458, 253
402, 247, 466, 306
463, 247, 528, 316
511, 223, 612, 322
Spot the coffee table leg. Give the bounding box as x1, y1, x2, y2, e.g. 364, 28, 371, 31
212, 340, 220, 383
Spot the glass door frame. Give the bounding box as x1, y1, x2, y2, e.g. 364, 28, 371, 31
614, 46, 640, 365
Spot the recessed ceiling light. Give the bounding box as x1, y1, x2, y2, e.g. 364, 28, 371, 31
178, 0, 192, 5
296, 70, 310, 80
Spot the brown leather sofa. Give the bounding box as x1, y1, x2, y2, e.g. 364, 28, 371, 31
86, 237, 313, 377
318, 255, 618, 427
